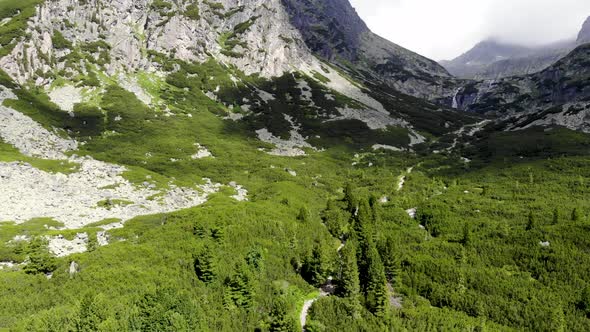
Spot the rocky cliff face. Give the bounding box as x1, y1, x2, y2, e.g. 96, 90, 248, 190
0, 0, 459, 101
281, 0, 457, 100
0, 0, 319, 84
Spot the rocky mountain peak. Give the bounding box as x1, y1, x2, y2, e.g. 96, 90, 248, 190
282, 0, 369, 61
578, 16, 590, 45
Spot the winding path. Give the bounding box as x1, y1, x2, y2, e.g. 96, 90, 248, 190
397, 167, 414, 191
448, 120, 492, 151
299, 242, 343, 331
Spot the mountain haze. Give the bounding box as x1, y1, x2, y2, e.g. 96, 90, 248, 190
441, 16, 590, 80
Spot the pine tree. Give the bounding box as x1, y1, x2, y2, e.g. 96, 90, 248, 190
76, 293, 104, 332
572, 208, 580, 222
526, 211, 535, 231
552, 208, 559, 225
322, 199, 348, 239
297, 206, 311, 223
365, 244, 389, 317
339, 242, 360, 298
224, 265, 254, 309
211, 227, 225, 242
194, 248, 216, 283
23, 237, 57, 275
354, 209, 374, 291
269, 299, 297, 332
301, 244, 330, 287
550, 302, 566, 332
578, 286, 590, 317
344, 183, 357, 213
462, 222, 472, 246
380, 237, 399, 282
193, 223, 207, 238
371, 199, 382, 224
353, 198, 373, 235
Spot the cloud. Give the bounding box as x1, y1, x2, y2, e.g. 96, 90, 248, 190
349, 0, 590, 60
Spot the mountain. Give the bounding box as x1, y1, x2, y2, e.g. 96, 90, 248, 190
453, 43, 590, 132
0, 0, 470, 148
282, 0, 457, 100
441, 39, 575, 80
441, 16, 590, 80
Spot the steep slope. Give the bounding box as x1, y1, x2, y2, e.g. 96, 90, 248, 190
453, 43, 590, 132
441, 39, 575, 80
281, 0, 458, 100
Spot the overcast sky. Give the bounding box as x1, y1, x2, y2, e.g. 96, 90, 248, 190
349, 0, 590, 61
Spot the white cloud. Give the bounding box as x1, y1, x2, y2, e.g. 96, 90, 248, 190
349, 0, 590, 60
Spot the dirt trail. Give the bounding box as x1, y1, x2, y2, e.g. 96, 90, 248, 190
448, 120, 492, 151
300, 242, 343, 331
397, 167, 414, 191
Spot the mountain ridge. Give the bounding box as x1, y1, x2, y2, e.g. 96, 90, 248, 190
441, 16, 589, 80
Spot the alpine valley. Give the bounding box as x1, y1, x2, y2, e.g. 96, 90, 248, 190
1, 0, 590, 331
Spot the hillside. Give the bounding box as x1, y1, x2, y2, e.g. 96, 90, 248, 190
1, 1, 590, 331
452, 43, 590, 131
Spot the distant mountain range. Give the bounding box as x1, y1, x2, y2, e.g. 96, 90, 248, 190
440, 16, 590, 80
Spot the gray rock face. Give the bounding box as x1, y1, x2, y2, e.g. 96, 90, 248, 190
578, 16, 590, 45
0, 0, 317, 84
282, 0, 368, 61
281, 0, 457, 100
0, 0, 429, 119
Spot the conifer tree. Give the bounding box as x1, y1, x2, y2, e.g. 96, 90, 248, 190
302, 244, 330, 286
297, 206, 311, 223
269, 299, 297, 332
462, 222, 472, 246
353, 198, 373, 236
526, 211, 535, 231
194, 248, 216, 283
76, 293, 104, 332
552, 208, 559, 225
572, 208, 580, 222
224, 265, 254, 309
24, 237, 57, 275
339, 242, 360, 298
365, 244, 389, 317
344, 183, 357, 213
578, 286, 590, 317
380, 237, 399, 282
